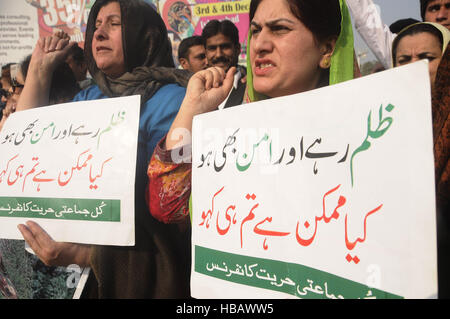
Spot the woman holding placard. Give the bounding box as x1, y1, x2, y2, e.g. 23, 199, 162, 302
15, 0, 192, 298
147, 0, 358, 224
392, 21, 450, 298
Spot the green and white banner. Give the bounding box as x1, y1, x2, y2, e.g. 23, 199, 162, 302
191, 61, 437, 299
0, 95, 140, 246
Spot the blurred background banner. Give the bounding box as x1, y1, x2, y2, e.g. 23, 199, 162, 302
0, 0, 95, 66
0, 0, 251, 67
148, 0, 250, 66
0, 0, 40, 66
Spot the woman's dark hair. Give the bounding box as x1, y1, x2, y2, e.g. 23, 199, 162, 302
50, 63, 81, 104
1, 63, 13, 88
67, 43, 86, 65
85, 0, 175, 76
392, 23, 444, 64
21, 54, 81, 104
249, 0, 342, 43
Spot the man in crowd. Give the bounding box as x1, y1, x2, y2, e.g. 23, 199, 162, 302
178, 36, 207, 73
202, 19, 246, 108
421, 0, 450, 29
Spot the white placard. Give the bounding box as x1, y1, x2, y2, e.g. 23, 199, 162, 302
0, 95, 140, 246
191, 61, 437, 299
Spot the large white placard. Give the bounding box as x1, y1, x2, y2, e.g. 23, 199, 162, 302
191, 61, 437, 299
0, 95, 140, 246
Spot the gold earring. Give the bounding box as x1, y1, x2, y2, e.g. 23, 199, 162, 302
322, 57, 331, 68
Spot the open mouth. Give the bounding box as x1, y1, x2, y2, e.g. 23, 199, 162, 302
257, 63, 274, 69
254, 59, 276, 75
255, 58, 275, 69
96, 46, 111, 52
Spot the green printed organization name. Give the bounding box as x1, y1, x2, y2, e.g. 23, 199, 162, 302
195, 245, 402, 299
0, 197, 120, 222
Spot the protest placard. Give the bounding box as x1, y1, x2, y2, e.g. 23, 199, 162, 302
191, 61, 437, 299
0, 95, 140, 246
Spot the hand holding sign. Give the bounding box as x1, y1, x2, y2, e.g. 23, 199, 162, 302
0, 95, 140, 246
17, 220, 91, 267
191, 62, 437, 299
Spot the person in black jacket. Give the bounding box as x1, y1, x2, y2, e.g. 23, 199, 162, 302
202, 19, 246, 108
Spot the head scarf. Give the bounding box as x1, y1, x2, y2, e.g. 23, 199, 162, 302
84, 0, 191, 104
392, 22, 450, 65
245, 0, 355, 103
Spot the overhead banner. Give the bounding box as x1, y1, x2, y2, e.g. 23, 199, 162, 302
0, 0, 250, 67
0, 95, 140, 246
191, 61, 437, 299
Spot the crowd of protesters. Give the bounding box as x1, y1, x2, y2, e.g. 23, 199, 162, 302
0, 0, 449, 299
